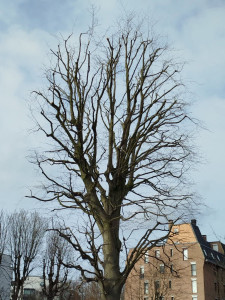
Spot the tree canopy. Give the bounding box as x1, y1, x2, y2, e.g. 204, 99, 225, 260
30, 17, 196, 300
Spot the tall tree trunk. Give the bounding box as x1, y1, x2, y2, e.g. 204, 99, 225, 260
12, 285, 20, 300
101, 221, 122, 300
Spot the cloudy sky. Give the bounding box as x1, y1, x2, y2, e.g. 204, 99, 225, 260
0, 0, 225, 240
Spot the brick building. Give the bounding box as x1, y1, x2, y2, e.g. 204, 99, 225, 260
124, 219, 225, 300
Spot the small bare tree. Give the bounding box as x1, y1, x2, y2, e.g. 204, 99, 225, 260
60, 280, 82, 300
9, 210, 46, 300
30, 16, 196, 300
0, 211, 8, 263
0, 212, 12, 300
42, 230, 71, 300
63, 280, 100, 300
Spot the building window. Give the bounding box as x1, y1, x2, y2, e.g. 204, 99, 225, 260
144, 297, 149, 300
170, 248, 173, 257
144, 282, 149, 295
154, 280, 160, 290
159, 297, 164, 300
183, 248, 188, 260
191, 262, 197, 276
155, 250, 160, 258
170, 264, 173, 273
169, 280, 172, 288
192, 279, 197, 293
212, 243, 219, 251
192, 296, 197, 300
144, 251, 149, 263
171, 297, 174, 300
140, 266, 144, 279
23, 289, 35, 295
159, 264, 165, 273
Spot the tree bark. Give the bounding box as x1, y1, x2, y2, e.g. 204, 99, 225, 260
101, 220, 122, 300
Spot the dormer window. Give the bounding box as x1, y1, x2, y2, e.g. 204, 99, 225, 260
212, 244, 219, 252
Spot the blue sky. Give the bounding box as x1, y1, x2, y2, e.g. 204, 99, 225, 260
0, 0, 225, 241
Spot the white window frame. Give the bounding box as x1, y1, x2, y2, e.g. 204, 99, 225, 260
212, 243, 218, 251
191, 262, 197, 276
144, 281, 149, 295
155, 250, 160, 258
159, 264, 165, 273
183, 248, 188, 260
144, 251, 149, 263
191, 278, 197, 293
140, 266, 144, 279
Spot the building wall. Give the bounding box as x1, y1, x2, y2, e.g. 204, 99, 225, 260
124, 223, 212, 300
23, 276, 47, 300
0, 254, 12, 300
22, 276, 63, 300
23, 276, 45, 291
204, 262, 225, 300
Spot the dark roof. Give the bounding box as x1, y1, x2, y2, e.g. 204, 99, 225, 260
191, 222, 225, 268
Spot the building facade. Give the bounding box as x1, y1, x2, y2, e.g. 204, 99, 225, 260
124, 220, 225, 300
0, 254, 12, 300
22, 276, 46, 300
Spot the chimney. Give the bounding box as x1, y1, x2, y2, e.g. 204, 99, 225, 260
202, 235, 207, 241
191, 219, 197, 226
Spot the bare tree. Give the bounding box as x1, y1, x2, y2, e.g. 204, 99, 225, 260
42, 230, 71, 300
30, 16, 196, 300
61, 280, 101, 300
59, 280, 83, 300
9, 210, 46, 300
0, 212, 12, 300
0, 211, 8, 263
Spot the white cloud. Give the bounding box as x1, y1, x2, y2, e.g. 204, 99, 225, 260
0, 25, 52, 210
